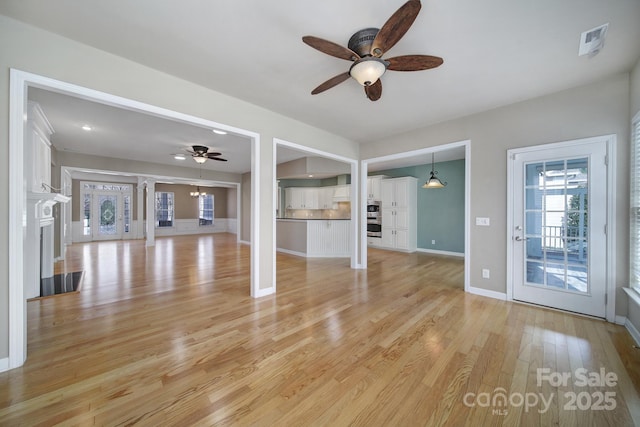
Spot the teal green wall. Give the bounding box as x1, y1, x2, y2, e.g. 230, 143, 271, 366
371, 159, 465, 253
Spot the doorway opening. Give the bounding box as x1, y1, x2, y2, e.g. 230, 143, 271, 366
8, 69, 261, 370
360, 140, 470, 292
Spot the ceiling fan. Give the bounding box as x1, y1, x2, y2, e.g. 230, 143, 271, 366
302, 0, 443, 101
186, 145, 228, 164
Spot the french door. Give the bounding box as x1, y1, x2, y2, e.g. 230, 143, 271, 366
510, 139, 608, 318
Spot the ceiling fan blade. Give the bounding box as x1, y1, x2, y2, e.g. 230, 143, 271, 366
311, 72, 351, 95
364, 79, 382, 101
205, 152, 222, 158
386, 55, 443, 71
371, 0, 421, 58
209, 157, 228, 162
302, 36, 360, 61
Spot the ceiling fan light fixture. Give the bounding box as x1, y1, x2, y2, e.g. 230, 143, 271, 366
193, 156, 207, 164
349, 57, 388, 86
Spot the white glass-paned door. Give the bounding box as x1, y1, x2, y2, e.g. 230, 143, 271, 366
93, 193, 121, 239
512, 141, 607, 318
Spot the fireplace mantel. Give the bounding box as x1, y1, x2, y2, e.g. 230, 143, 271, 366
27, 192, 71, 226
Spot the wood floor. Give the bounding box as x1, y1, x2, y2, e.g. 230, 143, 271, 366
1, 233, 639, 426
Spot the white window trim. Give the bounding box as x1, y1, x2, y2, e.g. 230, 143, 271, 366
630, 111, 640, 293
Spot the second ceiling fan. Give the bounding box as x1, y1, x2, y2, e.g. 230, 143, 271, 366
302, 0, 443, 101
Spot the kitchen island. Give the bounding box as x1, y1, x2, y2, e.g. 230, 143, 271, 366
276, 219, 351, 258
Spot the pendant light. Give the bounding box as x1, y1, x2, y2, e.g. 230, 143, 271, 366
422, 153, 447, 189
190, 165, 207, 198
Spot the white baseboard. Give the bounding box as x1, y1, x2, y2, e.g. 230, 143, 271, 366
0, 357, 8, 373
276, 248, 306, 257
253, 287, 275, 298
615, 315, 627, 326
467, 285, 507, 301
625, 318, 640, 346
416, 248, 465, 258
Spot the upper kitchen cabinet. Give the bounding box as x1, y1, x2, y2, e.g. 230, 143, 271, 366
381, 177, 411, 209
26, 101, 53, 193
318, 187, 335, 209
380, 177, 417, 252
285, 187, 319, 209
366, 175, 387, 201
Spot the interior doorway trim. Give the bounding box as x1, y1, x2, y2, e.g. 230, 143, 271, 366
360, 140, 471, 292
273, 138, 361, 277
506, 135, 617, 322
8, 68, 260, 370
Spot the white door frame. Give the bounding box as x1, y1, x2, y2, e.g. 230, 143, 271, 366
8, 69, 261, 370
506, 135, 617, 322
273, 138, 361, 276
360, 140, 471, 292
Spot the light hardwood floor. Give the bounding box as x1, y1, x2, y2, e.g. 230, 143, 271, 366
1, 233, 639, 426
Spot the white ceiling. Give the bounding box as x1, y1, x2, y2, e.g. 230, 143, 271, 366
6, 0, 640, 174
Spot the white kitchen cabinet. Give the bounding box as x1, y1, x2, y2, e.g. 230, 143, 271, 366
380, 177, 417, 252
285, 187, 318, 209
318, 187, 335, 209
366, 175, 386, 200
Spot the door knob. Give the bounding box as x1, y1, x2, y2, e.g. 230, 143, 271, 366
514, 236, 529, 241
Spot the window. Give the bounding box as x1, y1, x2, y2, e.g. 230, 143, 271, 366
631, 112, 640, 290
199, 194, 214, 226
155, 192, 174, 227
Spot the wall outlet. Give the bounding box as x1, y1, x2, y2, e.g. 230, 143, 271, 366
476, 217, 490, 226
431, 240, 436, 245
482, 269, 490, 279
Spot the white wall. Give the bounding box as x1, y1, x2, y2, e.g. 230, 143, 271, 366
0, 15, 359, 360
361, 73, 631, 314
627, 58, 640, 334
631, 58, 640, 117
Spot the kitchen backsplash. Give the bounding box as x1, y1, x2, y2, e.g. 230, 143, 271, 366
285, 202, 351, 219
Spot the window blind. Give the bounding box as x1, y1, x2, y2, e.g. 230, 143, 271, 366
631, 112, 640, 289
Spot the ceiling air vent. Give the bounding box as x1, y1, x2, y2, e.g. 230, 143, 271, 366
578, 23, 608, 57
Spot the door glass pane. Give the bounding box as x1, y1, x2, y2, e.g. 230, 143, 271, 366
98, 195, 118, 235
83, 193, 91, 236
524, 158, 589, 294
124, 195, 130, 233
526, 261, 544, 285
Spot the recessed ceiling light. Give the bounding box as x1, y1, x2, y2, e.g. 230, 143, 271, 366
308, 174, 314, 178
213, 129, 227, 135
81, 124, 92, 131
173, 154, 186, 160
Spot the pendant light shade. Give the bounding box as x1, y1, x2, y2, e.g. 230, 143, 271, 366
422, 153, 447, 189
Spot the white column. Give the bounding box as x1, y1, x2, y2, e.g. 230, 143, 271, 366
137, 177, 145, 239
146, 180, 155, 246
41, 222, 54, 279
25, 201, 41, 299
